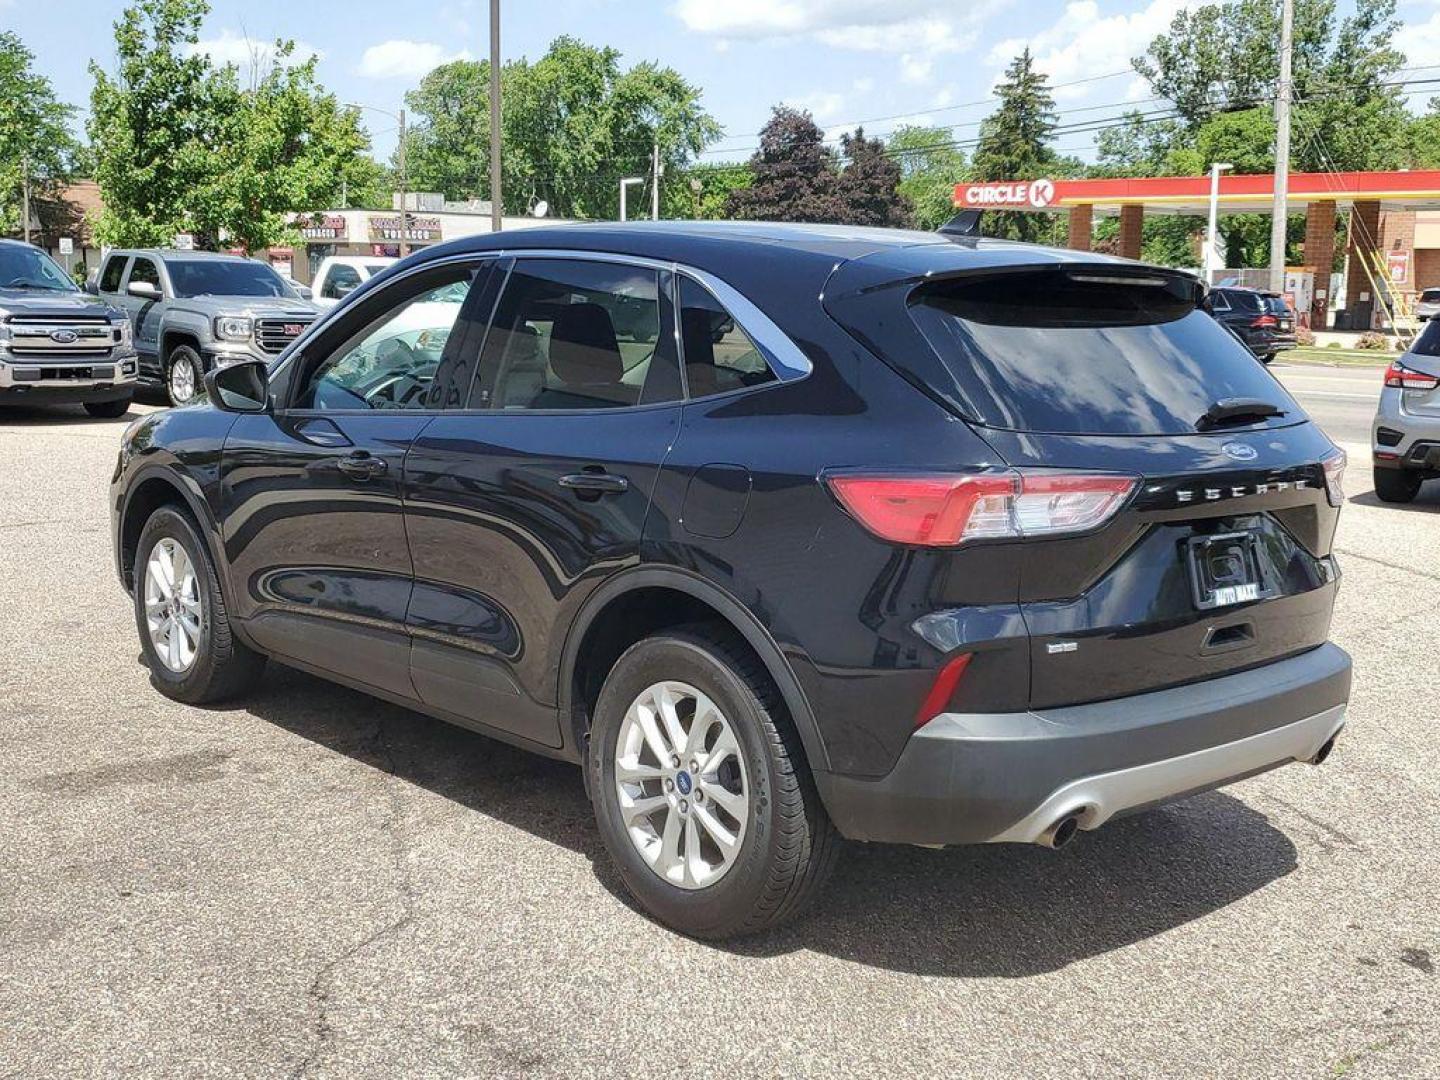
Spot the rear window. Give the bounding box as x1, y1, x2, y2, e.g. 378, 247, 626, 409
1264, 295, 1290, 315
1409, 318, 1440, 357
907, 268, 1295, 435
1422, 289, 1440, 303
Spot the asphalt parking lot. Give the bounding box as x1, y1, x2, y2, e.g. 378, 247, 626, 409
1, 371, 1436, 1079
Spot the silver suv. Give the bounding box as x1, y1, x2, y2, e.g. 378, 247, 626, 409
0, 239, 137, 417
89, 250, 319, 405
1372, 320, 1440, 502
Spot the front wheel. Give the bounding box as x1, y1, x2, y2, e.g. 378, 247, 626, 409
134, 506, 265, 703
84, 394, 133, 418
1373, 466, 1422, 504
588, 626, 840, 940
1259, 352, 1275, 364
165, 345, 203, 406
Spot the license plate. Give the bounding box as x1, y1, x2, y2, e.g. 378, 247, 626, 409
1184, 532, 1275, 610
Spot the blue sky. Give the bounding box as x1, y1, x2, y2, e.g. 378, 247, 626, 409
8, 0, 1440, 167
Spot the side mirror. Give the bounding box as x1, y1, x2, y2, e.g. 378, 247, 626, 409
205, 360, 270, 413
293, 283, 313, 300
84, 273, 100, 296
127, 280, 161, 301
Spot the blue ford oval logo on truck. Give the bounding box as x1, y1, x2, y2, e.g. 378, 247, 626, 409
1222, 442, 1258, 461
49, 329, 78, 344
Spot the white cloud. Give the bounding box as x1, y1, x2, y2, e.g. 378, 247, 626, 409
190, 30, 323, 73
985, 0, 1186, 101
785, 90, 847, 121
852, 76, 875, 94
671, 0, 1003, 56
901, 53, 933, 84
358, 40, 473, 80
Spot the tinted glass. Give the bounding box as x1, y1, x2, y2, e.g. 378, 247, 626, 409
480, 259, 677, 410
678, 278, 775, 398
99, 255, 128, 293
168, 260, 294, 299
129, 257, 160, 288
1264, 296, 1290, 315
1422, 289, 1440, 303
0, 245, 77, 292
1409, 318, 1440, 357
296, 270, 475, 410
1227, 290, 1263, 312
323, 264, 361, 299
908, 269, 1296, 435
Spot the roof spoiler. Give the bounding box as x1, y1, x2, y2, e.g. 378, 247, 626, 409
938, 210, 983, 239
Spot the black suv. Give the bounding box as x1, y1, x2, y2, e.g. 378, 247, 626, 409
1201, 286, 1297, 362
111, 223, 1351, 939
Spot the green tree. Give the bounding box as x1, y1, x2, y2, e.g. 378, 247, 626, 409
89, 0, 385, 249
836, 128, 912, 227
0, 32, 83, 237
972, 48, 1057, 241
662, 163, 753, 220
402, 38, 721, 219
726, 106, 845, 222
887, 125, 966, 230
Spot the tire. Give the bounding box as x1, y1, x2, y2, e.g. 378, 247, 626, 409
165, 344, 203, 407
588, 625, 840, 940
84, 394, 133, 418
1373, 466, 1422, 504
134, 506, 265, 704
1259, 352, 1275, 365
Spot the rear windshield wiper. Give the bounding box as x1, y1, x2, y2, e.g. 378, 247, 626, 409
1197, 397, 1286, 431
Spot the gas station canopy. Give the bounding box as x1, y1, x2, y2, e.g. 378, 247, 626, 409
952, 170, 1440, 216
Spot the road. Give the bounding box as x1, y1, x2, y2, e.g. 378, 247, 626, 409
0, 396, 1436, 1079
1270, 361, 1385, 447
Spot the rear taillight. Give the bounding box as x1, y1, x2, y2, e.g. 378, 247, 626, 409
1322, 449, 1346, 507
1251, 314, 1279, 328
826, 470, 1137, 547
1384, 361, 1440, 390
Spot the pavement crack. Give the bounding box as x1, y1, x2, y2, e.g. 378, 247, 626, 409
1334, 546, 1440, 584
1255, 791, 1362, 851
290, 718, 418, 1080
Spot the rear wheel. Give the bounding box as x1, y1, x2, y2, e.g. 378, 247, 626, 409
1373, 466, 1422, 504
84, 395, 132, 418
1259, 352, 1275, 364
165, 344, 203, 406
134, 507, 264, 703
588, 627, 839, 940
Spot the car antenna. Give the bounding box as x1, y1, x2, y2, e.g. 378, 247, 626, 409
938, 210, 983, 239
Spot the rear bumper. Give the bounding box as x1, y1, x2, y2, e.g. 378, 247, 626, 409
818, 642, 1351, 846
1373, 389, 1440, 473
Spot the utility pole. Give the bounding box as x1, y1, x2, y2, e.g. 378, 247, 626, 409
651, 142, 661, 221
489, 0, 502, 233
21, 152, 31, 245
397, 108, 409, 257
1268, 0, 1294, 295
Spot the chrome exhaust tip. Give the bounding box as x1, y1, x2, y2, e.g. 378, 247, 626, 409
1037, 813, 1081, 849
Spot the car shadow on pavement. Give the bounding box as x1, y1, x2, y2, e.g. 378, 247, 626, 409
0, 403, 140, 425
1348, 490, 1440, 512
243, 664, 1298, 979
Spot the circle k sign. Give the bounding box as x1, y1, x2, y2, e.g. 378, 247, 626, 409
960, 178, 1057, 209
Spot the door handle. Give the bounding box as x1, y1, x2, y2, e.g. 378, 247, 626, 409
337, 452, 388, 480
558, 471, 629, 495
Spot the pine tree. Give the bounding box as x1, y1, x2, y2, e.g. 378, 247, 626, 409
837, 127, 912, 228
972, 48, 1057, 241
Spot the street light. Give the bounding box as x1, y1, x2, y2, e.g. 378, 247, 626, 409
619, 177, 644, 222
1206, 162, 1233, 283
344, 102, 410, 256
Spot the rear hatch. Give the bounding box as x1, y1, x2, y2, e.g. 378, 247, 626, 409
1396, 321, 1440, 422
825, 254, 1343, 709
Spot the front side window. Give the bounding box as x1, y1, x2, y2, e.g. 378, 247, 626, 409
678, 277, 776, 398
294, 267, 477, 411
128, 257, 161, 291
479, 258, 678, 410
99, 255, 129, 293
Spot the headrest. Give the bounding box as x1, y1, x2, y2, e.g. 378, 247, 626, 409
550, 303, 623, 385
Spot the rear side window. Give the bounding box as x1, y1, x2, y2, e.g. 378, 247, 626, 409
1409, 319, 1440, 357
99, 255, 128, 293
678, 278, 776, 398
323, 264, 362, 299
907, 269, 1295, 435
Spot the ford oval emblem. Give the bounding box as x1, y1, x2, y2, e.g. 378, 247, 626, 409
1222, 442, 1258, 462
49, 329, 79, 344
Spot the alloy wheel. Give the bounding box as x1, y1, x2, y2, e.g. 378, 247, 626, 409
169, 355, 197, 404
613, 680, 750, 890
144, 537, 202, 672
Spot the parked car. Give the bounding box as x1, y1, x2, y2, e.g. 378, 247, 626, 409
90, 249, 319, 406
1372, 318, 1440, 502
311, 255, 397, 308
0, 239, 137, 417
1415, 287, 1440, 321
1202, 286, 1297, 362
110, 223, 1352, 939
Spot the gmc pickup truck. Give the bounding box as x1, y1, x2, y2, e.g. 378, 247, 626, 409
89, 249, 319, 405
0, 239, 136, 417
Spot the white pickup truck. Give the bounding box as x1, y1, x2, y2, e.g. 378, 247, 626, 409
311, 255, 398, 308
